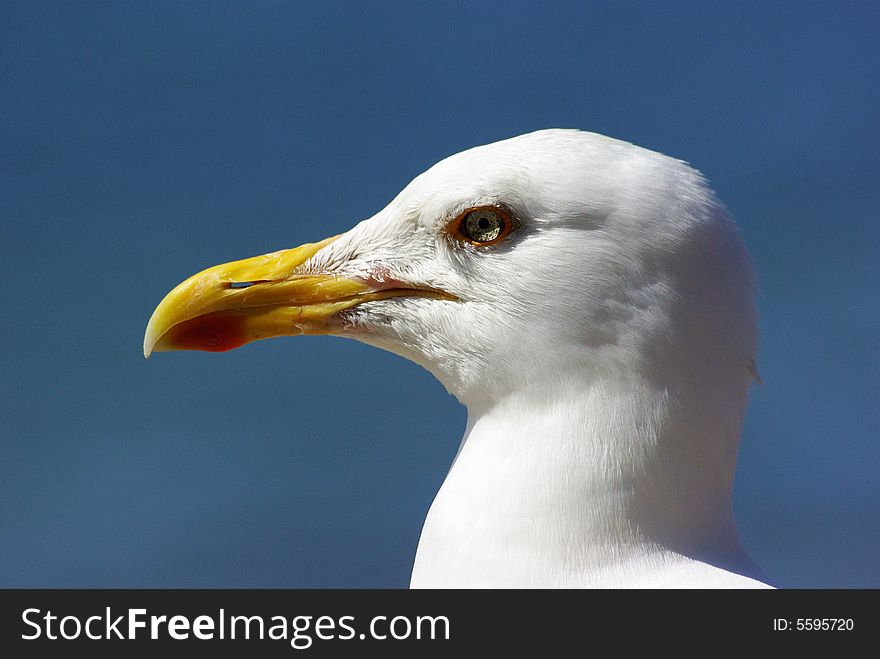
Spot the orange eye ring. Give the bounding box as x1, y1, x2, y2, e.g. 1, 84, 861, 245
448, 205, 514, 247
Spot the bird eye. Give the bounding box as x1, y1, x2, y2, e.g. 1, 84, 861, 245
451, 207, 512, 246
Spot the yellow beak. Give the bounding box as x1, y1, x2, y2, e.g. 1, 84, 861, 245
143, 234, 453, 358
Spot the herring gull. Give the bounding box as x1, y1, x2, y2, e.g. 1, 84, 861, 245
144, 129, 771, 588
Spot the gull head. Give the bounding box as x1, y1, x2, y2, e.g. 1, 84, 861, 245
144, 129, 756, 412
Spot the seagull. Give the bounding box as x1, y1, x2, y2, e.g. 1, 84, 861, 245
144, 129, 771, 588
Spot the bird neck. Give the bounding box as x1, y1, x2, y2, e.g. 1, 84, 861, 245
411, 375, 756, 587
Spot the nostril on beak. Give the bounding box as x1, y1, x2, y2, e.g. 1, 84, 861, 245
227, 280, 271, 289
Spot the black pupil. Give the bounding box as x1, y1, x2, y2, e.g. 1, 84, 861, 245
478, 217, 491, 230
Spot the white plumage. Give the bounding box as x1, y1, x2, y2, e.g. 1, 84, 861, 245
147, 129, 771, 588
306, 130, 769, 587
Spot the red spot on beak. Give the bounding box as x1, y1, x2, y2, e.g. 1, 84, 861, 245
161, 311, 249, 352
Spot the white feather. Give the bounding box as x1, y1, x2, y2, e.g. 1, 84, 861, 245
310, 130, 769, 588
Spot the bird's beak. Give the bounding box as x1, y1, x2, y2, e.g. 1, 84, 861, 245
143, 234, 452, 358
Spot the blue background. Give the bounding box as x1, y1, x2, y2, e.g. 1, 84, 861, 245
2, 1, 878, 587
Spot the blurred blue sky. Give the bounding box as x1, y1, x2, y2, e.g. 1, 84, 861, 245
1, 1, 877, 587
